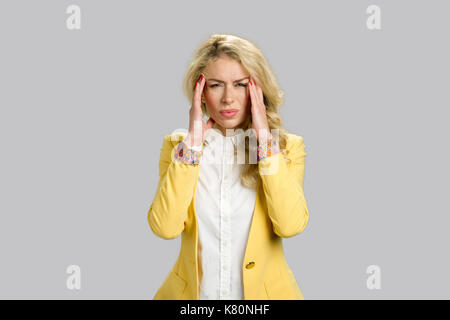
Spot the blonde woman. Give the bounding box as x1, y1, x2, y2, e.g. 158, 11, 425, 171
148, 34, 309, 300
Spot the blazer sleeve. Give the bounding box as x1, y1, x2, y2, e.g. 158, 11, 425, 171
147, 134, 200, 240
258, 134, 309, 238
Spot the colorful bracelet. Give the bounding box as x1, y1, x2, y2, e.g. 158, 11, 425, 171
257, 135, 280, 162
174, 140, 202, 166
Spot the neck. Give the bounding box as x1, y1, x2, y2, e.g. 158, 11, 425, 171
213, 123, 247, 137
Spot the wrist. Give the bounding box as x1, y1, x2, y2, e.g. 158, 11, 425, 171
185, 131, 203, 148
257, 134, 280, 162
174, 140, 202, 166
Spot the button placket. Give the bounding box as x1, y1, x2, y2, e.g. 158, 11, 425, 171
218, 137, 225, 299
197, 131, 258, 300
220, 138, 235, 300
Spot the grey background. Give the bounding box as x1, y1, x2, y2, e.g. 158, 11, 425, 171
0, 0, 449, 299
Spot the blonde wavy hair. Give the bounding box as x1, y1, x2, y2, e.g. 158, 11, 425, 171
182, 34, 292, 190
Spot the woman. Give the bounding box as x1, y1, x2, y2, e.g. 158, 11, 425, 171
148, 34, 309, 300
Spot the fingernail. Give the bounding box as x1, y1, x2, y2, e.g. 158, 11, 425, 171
200, 74, 204, 81
249, 80, 252, 86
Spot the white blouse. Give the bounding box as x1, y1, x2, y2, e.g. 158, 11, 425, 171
193, 128, 257, 300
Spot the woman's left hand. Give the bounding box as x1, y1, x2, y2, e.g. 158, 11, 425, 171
248, 76, 272, 142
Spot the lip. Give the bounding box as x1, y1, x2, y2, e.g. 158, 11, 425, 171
219, 109, 239, 118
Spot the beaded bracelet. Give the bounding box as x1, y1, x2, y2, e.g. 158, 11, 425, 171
257, 135, 281, 162
174, 140, 202, 166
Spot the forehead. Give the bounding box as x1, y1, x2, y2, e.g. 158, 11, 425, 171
204, 56, 249, 80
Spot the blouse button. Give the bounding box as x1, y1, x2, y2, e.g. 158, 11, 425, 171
245, 261, 255, 269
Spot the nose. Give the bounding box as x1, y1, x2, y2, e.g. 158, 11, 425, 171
222, 87, 234, 104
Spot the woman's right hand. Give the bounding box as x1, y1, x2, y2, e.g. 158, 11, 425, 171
184, 74, 215, 147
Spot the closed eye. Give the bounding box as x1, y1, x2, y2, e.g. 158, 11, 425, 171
209, 83, 248, 88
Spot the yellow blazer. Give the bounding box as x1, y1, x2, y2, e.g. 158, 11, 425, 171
148, 131, 309, 300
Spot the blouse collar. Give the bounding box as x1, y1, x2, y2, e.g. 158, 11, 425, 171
203, 128, 254, 149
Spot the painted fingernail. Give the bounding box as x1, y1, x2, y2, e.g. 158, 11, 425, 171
250, 80, 252, 86
200, 74, 204, 81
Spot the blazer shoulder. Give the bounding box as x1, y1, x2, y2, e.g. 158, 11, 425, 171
285, 133, 305, 147
156, 132, 189, 161
284, 133, 306, 158
162, 132, 188, 146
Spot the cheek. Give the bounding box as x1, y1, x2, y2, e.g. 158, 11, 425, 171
242, 95, 251, 109
203, 95, 220, 113
204, 91, 221, 103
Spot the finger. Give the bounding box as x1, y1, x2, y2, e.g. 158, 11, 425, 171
193, 79, 201, 108
199, 73, 207, 93
199, 75, 207, 109
249, 75, 261, 106
193, 74, 206, 109
248, 76, 257, 108
251, 76, 264, 107
255, 82, 264, 106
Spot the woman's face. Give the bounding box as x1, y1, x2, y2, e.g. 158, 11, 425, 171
202, 55, 251, 136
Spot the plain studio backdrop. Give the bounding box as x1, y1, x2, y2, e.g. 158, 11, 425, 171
0, 0, 449, 299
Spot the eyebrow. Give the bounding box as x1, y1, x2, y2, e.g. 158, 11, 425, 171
207, 77, 250, 83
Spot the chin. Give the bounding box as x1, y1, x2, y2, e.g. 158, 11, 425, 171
214, 116, 247, 131
222, 121, 241, 128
